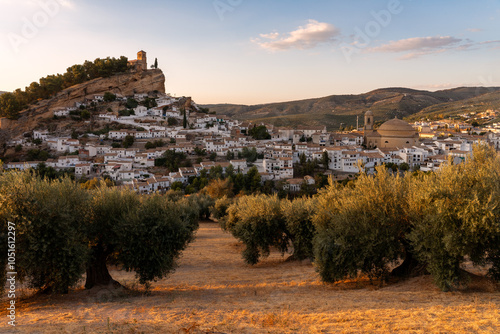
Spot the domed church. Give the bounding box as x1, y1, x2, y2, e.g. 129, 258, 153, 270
363, 111, 418, 149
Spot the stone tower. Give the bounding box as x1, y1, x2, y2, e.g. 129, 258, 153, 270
137, 50, 147, 71
364, 110, 373, 131
364, 110, 374, 148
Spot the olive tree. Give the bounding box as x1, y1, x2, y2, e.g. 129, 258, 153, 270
225, 194, 287, 265
281, 197, 316, 261
408, 145, 500, 291
211, 196, 234, 229
313, 166, 411, 283
117, 194, 198, 284
0, 172, 89, 293
85, 187, 200, 288
0, 171, 201, 293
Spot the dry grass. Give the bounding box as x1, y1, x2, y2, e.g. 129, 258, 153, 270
2, 222, 500, 333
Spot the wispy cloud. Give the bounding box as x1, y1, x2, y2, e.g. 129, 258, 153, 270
369, 36, 462, 53
467, 28, 482, 33
252, 20, 340, 51
366, 35, 500, 60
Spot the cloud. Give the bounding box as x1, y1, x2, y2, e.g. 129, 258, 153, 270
259, 32, 279, 40
369, 36, 462, 53
398, 49, 448, 60
467, 28, 482, 33
365, 35, 500, 60
252, 20, 340, 51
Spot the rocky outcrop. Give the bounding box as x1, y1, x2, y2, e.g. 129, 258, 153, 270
0, 69, 165, 138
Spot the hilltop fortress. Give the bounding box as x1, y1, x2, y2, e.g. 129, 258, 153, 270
127, 50, 148, 72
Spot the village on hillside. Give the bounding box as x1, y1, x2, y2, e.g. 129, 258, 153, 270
1, 50, 500, 194
3, 87, 500, 195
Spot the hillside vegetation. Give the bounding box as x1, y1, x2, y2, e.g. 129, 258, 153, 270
409, 90, 500, 121
0, 56, 129, 120
204, 87, 500, 130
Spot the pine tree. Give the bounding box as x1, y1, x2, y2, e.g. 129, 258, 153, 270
154, 58, 158, 69
183, 109, 187, 128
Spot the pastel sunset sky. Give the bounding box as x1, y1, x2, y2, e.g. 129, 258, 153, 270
1, 0, 499, 104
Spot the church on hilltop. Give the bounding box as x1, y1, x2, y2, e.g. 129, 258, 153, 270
128, 50, 147, 72
363, 110, 419, 149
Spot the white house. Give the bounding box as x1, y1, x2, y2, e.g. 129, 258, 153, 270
75, 163, 92, 177
33, 130, 49, 141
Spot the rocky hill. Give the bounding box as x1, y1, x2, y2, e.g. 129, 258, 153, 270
0, 69, 165, 139
204, 87, 500, 130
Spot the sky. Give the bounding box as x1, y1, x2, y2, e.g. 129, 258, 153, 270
1, 0, 500, 105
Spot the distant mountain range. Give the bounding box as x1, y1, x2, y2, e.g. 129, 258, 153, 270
203, 87, 500, 130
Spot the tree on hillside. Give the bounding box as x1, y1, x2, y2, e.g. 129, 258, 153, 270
167, 117, 178, 126
245, 166, 262, 192
249, 125, 271, 140
156, 150, 191, 171
126, 98, 139, 109
123, 135, 135, 148
142, 98, 157, 109
0, 93, 21, 119
0, 57, 129, 118
321, 151, 330, 170
240, 147, 258, 163
103, 92, 116, 102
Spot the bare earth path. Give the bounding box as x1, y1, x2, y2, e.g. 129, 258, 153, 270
2, 222, 500, 333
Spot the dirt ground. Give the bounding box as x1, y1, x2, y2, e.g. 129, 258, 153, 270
2, 222, 500, 333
